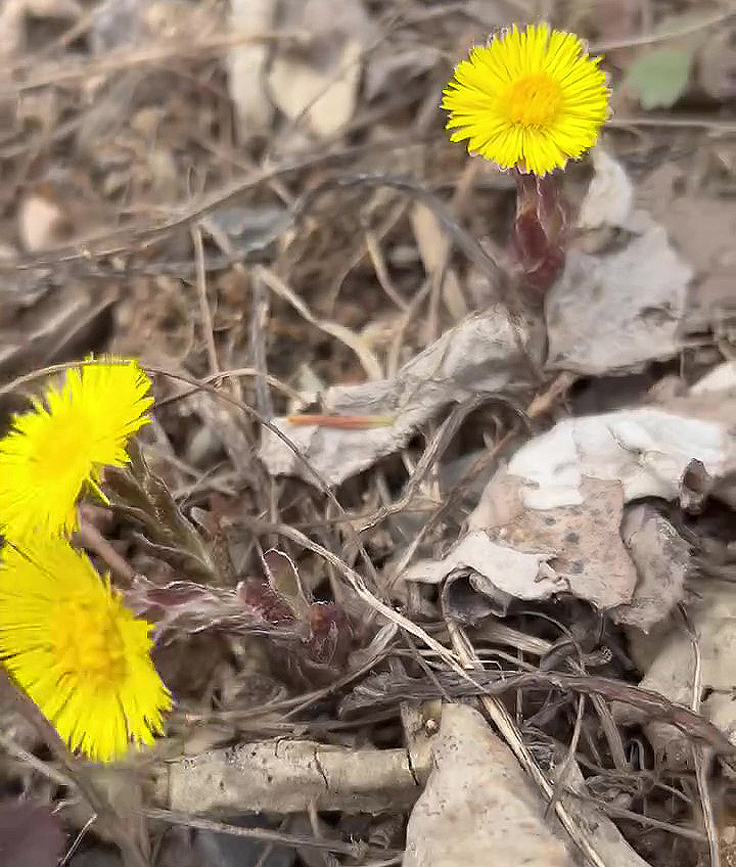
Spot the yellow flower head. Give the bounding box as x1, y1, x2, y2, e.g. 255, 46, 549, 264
443, 23, 610, 176
0, 539, 171, 761
0, 361, 153, 541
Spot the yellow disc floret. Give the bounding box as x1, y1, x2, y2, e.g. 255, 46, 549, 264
0, 539, 171, 761
443, 23, 610, 176
0, 360, 153, 541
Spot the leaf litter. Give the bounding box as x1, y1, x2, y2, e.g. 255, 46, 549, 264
2, 2, 736, 866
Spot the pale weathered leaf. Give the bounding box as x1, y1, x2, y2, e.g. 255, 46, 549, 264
546, 217, 691, 375
548, 151, 691, 374
227, 0, 277, 137
577, 147, 634, 229
403, 529, 560, 602
404, 704, 573, 867
611, 504, 690, 631
411, 394, 736, 614
268, 39, 362, 136
615, 579, 736, 766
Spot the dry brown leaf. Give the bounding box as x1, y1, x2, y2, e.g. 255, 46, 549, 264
266, 0, 372, 137
547, 150, 691, 375
410, 203, 467, 321
610, 504, 690, 631
637, 163, 736, 332
406, 471, 636, 612
0, 0, 81, 56
409, 382, 736, 614
474, 476, 637, 610
260, 307, 540, 484
546, 216, 690, 374
697, 26, 736, 101
410, 203, 450, 276
364, 43, 438, 100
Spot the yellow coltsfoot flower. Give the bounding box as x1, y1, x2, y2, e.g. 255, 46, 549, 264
443, 23, 610, 177
0, 360, 153, 540
0, 538, 171, 761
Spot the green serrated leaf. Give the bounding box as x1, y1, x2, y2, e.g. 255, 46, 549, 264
623, 45, 695, 109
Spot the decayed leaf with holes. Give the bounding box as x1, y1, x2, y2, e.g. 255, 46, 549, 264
405, 474, 637, 612
403, 370, 736, 616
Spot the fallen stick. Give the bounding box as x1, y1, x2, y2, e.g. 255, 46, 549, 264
152, 739, 429, 815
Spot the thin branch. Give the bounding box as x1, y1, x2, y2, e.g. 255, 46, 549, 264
141, 807, 373, 857
191, 225, 219, 375
590, 6, 736, 53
